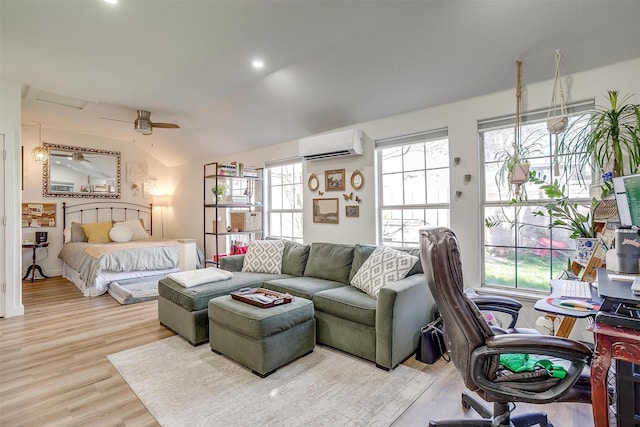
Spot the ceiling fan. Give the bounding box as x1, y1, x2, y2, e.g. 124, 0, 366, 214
134, 110, 180, 135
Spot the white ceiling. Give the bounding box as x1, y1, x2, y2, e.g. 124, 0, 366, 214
2, 0, 639, 167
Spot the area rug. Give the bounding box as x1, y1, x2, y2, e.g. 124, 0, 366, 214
108, 336, 435, 426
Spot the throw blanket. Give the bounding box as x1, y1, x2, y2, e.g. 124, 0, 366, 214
168, 267, 233, 288
84, 240, 179, 259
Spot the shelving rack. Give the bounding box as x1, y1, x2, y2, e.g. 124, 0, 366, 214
203, 162, 263, 267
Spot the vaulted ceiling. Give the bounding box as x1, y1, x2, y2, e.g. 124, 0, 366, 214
2, 0, 639, 166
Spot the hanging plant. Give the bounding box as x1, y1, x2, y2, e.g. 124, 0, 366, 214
546, 50, 568, 176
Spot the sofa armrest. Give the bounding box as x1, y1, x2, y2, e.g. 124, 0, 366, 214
376, 273, 436, 369
219, 254, 245, 272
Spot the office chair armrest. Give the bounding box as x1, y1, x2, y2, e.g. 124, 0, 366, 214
470, 334, 591, 404
465, 290, 522, 328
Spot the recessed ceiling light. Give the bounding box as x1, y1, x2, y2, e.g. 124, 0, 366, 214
104, 0, 118, 4
252, 59, 264, 69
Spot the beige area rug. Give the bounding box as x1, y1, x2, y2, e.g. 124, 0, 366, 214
108, 336, 435, 427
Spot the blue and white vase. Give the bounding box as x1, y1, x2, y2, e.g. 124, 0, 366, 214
574, 238, 598, 265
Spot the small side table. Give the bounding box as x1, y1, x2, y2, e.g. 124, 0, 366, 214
22, 242, 50, 282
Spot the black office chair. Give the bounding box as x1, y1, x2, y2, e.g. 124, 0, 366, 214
419, 226, 592, 427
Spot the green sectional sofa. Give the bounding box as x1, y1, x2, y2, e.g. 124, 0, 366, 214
158, 241, 437, 370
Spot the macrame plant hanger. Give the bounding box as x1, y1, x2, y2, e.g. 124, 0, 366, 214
547, 50, 568, 175
512, 59, 526, 196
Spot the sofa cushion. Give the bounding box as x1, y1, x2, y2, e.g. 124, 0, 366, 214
282, 241, 310, 276
158, 272, 294, 311
263, 277, 346, 300
349, 244, 422, 282
350, 246, 418, 298
303, 242, 354, 284
313, 286, 377, 327
242, 239, 285, 274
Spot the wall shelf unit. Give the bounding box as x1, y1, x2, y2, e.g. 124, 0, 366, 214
203, 162, 263, 267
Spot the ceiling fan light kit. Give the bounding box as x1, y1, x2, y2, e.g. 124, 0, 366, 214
134, 110, 179, 135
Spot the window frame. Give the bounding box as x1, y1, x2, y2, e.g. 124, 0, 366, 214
376, 129, 450, 247
265, 159, 304, 243
480, 101, 595, 292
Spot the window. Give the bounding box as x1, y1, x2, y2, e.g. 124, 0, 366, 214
266, 161, 303, 242
482, 102, 594, 291
377, 129, 449, 247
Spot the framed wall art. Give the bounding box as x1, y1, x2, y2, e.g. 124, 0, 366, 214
325, 169, 345, 191
313, 198, 339, 224
345, 205, 359, 218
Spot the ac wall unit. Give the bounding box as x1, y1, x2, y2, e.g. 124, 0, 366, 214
299, 129, 365, 161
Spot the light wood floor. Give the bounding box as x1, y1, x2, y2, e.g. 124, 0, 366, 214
1, 277, 594, 426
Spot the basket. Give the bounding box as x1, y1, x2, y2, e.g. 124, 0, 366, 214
230, 212, 261, 232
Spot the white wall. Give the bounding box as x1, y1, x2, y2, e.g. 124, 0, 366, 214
169, 57, 640, 287
21, 127, 170, 277
1, 78, 24, 317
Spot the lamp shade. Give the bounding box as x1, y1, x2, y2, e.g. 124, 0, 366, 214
31, 146, 48, 162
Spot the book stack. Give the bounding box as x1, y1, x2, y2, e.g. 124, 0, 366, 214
243, 166, 258, 178
217, 163, 237, 176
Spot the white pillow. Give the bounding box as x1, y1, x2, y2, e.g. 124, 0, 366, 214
350, 246, 418, 298
109, 224, 133, 242
241, 239, 286, 274
118, 219, 149, 240
63, 227, 71, 244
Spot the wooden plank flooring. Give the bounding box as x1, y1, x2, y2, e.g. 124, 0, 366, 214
0, 277, 594, 426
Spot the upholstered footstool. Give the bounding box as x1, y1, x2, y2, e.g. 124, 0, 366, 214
208, 295, 315, 377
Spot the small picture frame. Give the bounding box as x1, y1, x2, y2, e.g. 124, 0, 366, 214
345, 205, 359, 218
308, 174, 319, 192
350, 170, 364, 190
325, 169, 345, 192
313, 198, 339, 224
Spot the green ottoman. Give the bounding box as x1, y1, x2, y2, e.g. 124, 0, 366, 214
208, 295, 315, 377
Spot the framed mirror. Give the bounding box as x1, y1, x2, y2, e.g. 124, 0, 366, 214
308, 174, 319, 192
350, 170, 364, 190
42, 143, 121, 199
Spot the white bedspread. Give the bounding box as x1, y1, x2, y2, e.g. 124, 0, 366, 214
167, 267, 233, 287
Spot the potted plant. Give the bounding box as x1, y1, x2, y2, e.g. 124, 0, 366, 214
528, 172, 599, 265
211, 184, 227, 203
486, 170, 598, 265
559, 90, 640, 194
494, 133, 543, 200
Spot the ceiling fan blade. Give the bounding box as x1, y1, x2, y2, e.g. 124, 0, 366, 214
151, 122, 180, 129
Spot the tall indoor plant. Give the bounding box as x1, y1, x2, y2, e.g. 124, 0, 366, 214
559, 90, 640, 194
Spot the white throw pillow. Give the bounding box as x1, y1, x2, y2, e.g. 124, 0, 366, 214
118, 219, 149, 240
350, 246, 418, 298
109, 224, 133, 243
241, 239, 286, 274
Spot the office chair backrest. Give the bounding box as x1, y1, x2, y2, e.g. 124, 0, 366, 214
420, 226, 499, 393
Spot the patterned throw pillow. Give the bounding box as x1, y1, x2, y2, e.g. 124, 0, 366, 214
350, 246, 418, 298
241, 239, 286, 274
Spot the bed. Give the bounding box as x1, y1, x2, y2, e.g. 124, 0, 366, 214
59, 201, 201, 296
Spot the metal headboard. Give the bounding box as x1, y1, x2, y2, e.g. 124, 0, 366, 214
62, 201, 153, 237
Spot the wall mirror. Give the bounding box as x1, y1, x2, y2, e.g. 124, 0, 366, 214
42, 143, 121, 199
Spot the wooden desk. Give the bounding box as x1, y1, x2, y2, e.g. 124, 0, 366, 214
588, 322, 640, 427
22, 242, 50, 282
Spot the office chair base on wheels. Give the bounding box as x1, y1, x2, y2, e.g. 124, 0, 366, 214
428, 394, 553, 427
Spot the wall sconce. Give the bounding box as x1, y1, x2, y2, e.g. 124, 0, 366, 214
455, 190, 463, 198
153, 194, 172, 238
453, 157, 461, 165
31, 124, 48, 162
464, 174, 472, 182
